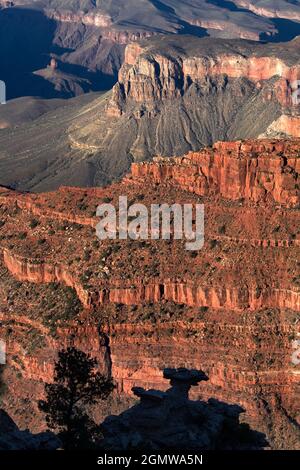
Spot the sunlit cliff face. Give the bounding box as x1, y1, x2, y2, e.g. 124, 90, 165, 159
0, 138, 299, 448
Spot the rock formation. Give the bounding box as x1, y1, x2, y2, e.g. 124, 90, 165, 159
0, 138, 299, 449
132, 140, 300, 207
2, 0, 300, 104
3, 35, 300, 190
0, 0, 293, 45
101, 368, 268, 450
107, 35, 300, 122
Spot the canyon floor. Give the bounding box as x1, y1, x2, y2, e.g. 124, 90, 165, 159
0, 138, 299, 449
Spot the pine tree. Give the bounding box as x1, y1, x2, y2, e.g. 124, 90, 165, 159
39, 347, 114, 449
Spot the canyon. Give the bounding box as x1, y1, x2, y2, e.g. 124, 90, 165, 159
1, 0, 300, 453
0, 138, 299, 449
3, 35, 300, 190
1, 0, 300, 102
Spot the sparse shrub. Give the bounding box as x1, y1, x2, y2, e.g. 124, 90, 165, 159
92, 240, 100, 249
77, 202, 88, 211
210, 239, 218, 249
18, 232, 27, 240
199, 306, 209, 313
83, 250, 91, 262
29, 218, 39, 229
102, 197, 113, 204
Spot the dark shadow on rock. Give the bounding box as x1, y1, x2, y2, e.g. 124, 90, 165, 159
261, 18, 300, 42
56, 60, 117, 93
0, 7, 60, 99
205, 0, 300, 42
208, 0, 241, 11
100, 368, 269, 451
177, 21, 209, 38
0, 409, 61, 450
0, 7, 116, 99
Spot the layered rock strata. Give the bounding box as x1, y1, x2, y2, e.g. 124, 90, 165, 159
0, 138, 299, 448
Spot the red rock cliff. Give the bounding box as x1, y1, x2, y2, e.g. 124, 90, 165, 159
0, 138, 299, 448
132, 139, 300, 207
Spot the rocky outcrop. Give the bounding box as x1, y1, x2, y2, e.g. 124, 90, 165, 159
47, 9, 154, 44
190, 19, 265, 41
0, 409, 60, 450
101, 368, 268, 450
262, 115, 300, 139
132, 139, 300, 207
46, 9, 112, 28
108, 38, 300, 113
2, 249, 91, 308
2, 248, 300, 312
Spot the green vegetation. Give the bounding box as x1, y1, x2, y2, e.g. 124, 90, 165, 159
29, 218, 39, 229
39, 347, 115, 449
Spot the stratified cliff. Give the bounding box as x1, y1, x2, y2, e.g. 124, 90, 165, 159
3, 35, 300, 191
132, 140, 300, 207
3, 0, 300, 103
0, 138, 299, 449
106, 35, 300, 139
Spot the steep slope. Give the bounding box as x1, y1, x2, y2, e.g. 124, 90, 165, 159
0, 93, 98, 129
2, 36, 300, 191
0, 97, 63, 129
233, 0, 300, 21
0, 138, 299, 448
